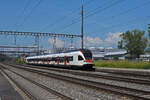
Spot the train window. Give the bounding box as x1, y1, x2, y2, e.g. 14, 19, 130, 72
52, 57, 56, 61
78, 55, 83, 61
84, 53, 92, 59
49, 57, 52, 61
81, 49, 92, 60
66, 57, 69, 63
60, 57, 64, 63
66, 56, 73, 62
43, 58, 47, 61
56, 57, 59, 62
69, 56, 73, 61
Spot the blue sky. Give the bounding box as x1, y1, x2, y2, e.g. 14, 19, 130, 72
0, 0, 150, 48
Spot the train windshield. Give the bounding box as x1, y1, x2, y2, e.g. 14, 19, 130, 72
81, 49, 92, 60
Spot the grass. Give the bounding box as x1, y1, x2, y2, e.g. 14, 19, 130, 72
94, 60, 150, 69
16, 58, 26, 64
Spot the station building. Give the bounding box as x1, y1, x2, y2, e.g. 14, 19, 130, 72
88, 47, 127, 60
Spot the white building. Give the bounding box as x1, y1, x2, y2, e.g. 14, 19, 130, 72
89, 47, 127, 60
140, 54, 150, 61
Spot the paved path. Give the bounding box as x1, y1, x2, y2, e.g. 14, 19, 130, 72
0, 72, 23, 100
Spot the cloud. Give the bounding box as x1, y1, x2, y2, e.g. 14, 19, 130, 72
84, 36, 103, 47
103, 32, 122, 47
48, 38, 64, 48
47, 32, 122, 48
83, 32, 122, 47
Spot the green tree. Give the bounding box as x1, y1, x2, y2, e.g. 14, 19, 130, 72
118, 29, 148, 58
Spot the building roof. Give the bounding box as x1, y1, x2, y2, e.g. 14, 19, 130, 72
90, 47, 127, 58
140, 54, 150, 57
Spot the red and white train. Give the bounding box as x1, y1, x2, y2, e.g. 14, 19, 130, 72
25, 49, 93, 69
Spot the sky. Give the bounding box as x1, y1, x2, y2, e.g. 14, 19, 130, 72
0, 0, 150, 49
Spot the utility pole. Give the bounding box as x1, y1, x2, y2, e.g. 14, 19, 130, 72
148, 24, 150, 47
148, 24, 150, 36
53, 36, 56, 53
35, 35, 39, 55
14, 34, 16, 45
70, 36, 73, 49
81, 3, 84, 49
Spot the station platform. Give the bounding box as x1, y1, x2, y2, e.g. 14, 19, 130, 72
95, 67, 150, 76
0, 72, 23, 100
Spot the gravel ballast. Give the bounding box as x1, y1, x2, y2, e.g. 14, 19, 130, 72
26, 66, 150, 92
4, 69, 61, 100
4, 65, 133, 100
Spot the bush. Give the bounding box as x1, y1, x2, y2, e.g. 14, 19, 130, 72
113, 56, 119, 60
16, 58, 26, 64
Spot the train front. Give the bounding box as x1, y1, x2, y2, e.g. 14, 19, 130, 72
80, 49, 94, 69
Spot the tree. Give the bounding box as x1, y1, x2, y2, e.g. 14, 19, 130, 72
118, 29, 148, 58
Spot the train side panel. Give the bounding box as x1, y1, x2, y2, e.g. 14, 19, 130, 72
25, 49, 93, 69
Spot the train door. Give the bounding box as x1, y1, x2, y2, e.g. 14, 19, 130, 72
72, 54, 78, 66
64, 56, 67, 65
66, 56, 73, 66
77, 55, 84, 66
47, 57, 49, 65
57, 57, 59, 65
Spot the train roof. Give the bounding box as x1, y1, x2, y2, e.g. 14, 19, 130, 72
26, 49, 91, 59
63, 49, 91, 53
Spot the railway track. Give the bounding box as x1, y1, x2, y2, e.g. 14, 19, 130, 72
0, 67, 37, 100
2, 63, 150, 100
0, 65, 73, 100
11, 63, 150, 85
95, 68, 150, 79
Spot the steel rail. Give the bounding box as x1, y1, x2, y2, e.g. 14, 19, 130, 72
4, 64, 150, 100
1, 65, 73, 100
0, 67, 37, 100
95, 68, 150, 78
13, 63, 150, 85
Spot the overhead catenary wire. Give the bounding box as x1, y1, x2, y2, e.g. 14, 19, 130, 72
91, 0, 150, 25
87, 0, 150, 34
39, 8, 80, 32
91, 15, 150, 34
57, 0, 125, 32
55, 0, 113, 32
17, 0, 44, 30
53, 0, 114, 32
85, 0, 125, 18
58, 0, 150, 33
14, 0, 31, 30
40, 0, 94, 32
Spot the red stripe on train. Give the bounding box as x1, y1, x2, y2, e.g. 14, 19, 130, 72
85, 59, 93, 62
